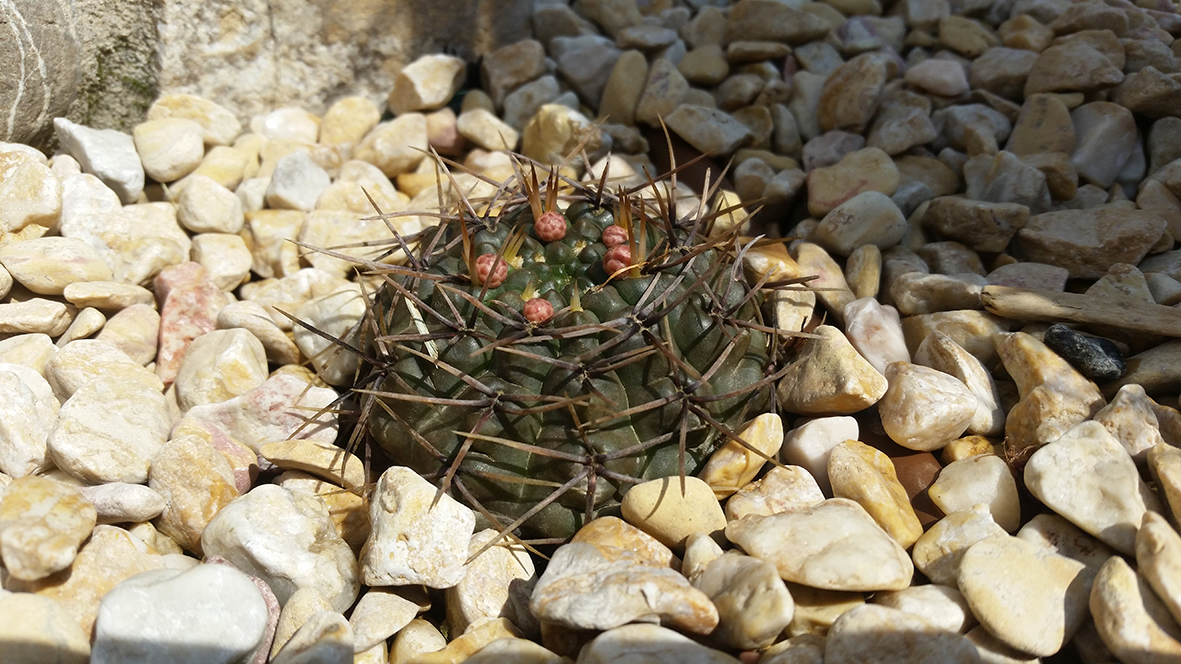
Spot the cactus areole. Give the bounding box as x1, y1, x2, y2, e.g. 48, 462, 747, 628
357, 165, 777, 542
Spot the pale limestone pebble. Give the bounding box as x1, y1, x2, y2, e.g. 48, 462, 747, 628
183, 373, 339, 454
726, 498, 913, 592
995, 330, 1103, 410
827, 439, 923, 549
1139, 511, 1181, 629
216, 300, 299, 367
349, 587, 423, 653
1150, 402, 1181, 450
843, 297, 909, 376
0, 368, 57, 477
929, 455, 1020, 533
404, 618, 521, 664
890, 272, 986, 315
0, 236, 113, 296
318, 97, 381, 149
813, 191, 908, 258
131, 118, 205, 183
790, 242, 856, 325
389, 54, 466, 116
1071, 102, 1138, 190
874, 585, 975, 634
266, 152, 332, 212
0, 476, 96, 581
240, 267, 352, 332
682, 531, 725, 583
963, 626, 1041, 664
921, 198, 1028, 255
699, 413, 784, 498
1148, 273, 1181, 306
251, 108, 321, 144
53, 118, 144, 204
148, 94, 242, 146
123, 522, 181, 557
780, 416, 859, 496
354, 114, 429, 178
1017, 208, 1167, 279
270, 587, 333, 658
89, 564, 269, 664
913, 504, 1009, 587
905, 58, 971, 97
445, 528, 537, 636
190, 233, 253, 291
275, 471, 368, 553
915, 331, 1005, 437
1090, 555, 1181, 663
57, 173, 121, 258
174, 329, 269, 412
356, 643, 388, 664
78, 482, 165, 524
360, 466, 474, 588
238, 177, 272, 214
298, 210, 415, 279
725, 465, 825, 522
292, 285, 365, 386
787, 583, 866, 639
390, 618, 447, 663
1151, 443, 1181, 525
316, 160, 404, 215
692, 551, 794, 650
620, 476, 727, 551
170, 416, 260, 496
106, 202, 193, 285
242, 210, 305, 280
455, 109, 520, 152
190, 146, 252, 191
149, 432, 241, 554
201, 484, 359, 611
0, 592, 91, 664
816, 53, 889, 135
778, 325, 888, 417
571, 516, 679, 570
806, 147, 900, 218
844, 245, 882, 301
879, 362, 976, 452
0, 152, 62, 234
529, 542, 719, 634
155, 262, 228, 384
634, 57, 688, 128
1093, 384, 1166, 465
663, 104, 753, 157
502, 76, 562, 132
6, 524, 166, 635
270, 610, 353, 664
463, 638, 561, 664
61, 281, 152, 311
825, 605, 982, 664
176, 174, 246, 235
262, 440, 365, 490
0, 298, 73, 336
1025, 421, 1159, 556
96, 303, 159, 365
47, 367, 168, 481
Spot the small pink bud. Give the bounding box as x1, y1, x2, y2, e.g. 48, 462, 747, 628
475, 253, 508, 288
601, 224, 628, 247
534, 210, 568, 242
603, 245, 632, 275
523, 297, 554, 323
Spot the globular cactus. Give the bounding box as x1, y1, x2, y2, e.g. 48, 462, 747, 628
351, 162, 779, 543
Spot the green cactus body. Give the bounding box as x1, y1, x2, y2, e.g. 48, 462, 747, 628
362, 186, 773, 541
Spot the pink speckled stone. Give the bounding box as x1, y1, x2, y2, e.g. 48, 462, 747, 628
154, 262, 226, 384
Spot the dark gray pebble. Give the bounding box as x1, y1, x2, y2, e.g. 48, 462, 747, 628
1042, 324, 1126, 382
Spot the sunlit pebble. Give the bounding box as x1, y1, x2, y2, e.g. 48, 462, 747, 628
604, 245, 632, 274
475, 253, 508, 288
602, 224, 628, 247
524, 297, 554, 323
535, 210, 568, 242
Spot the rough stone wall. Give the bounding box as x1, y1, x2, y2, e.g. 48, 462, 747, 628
0, 0, 82, 149
67, 0, 161, 132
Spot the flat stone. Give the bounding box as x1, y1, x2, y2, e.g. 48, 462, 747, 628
929, 455, 1020, 532
149, 433, 241, 555
201, 484, 359, 611
724, 465, 826, 523
914, 331, 1005, 437
1113, 66, 1181, 119
970, 47, 1039, 101
725, 498, 913, 592
456, 109, 520, 152
0, 475, 96, 581
78, 483, 165, 525
813, 191, 907, 257
825, 605, 981, 664
913, 504, 1008, 587
190, 232, 252, 291
985, 262, 1068, 291
270, 610, 352, 664
963, 151, 1050, 214
578, 624, 740, 664
698, 413, 784, 499
550, 35, 622, 108
1091, 555, 1181, 662
480, 39, 546, 107
827, 439, 923, 549
133, 118, 206, 183
1017, 208, 1166, 279
521, 103, 602, 166
866, 104, 939, 156
692, 551, 794, 650
464, 638, 562, 664
572, 516, 678, 570
96, 304, 159, 365
1094, 384, 1165, 464
529, 542, 718, 634
1138, 511, 1181, 630
0, 298, 72, 336
318, 96, 381, 148
183, 373, 339, 455
349, 587, 423, 654
777, 325, 887, 416
663, 105, 752, 157
360, 466, 474, 588
906, 59, 970, 98
0, 365, 57, 477
959, 534, 1088, 656
620, 476, 726, 550
47, 374, 169, 485
389, 618, 447, 662
398, 617, 517, 664
174, 329, 268, 412
804, 130, 865, 173
503, 76, 562, 131
1025, 420, 1159, 555
1071, 101, 1138, 189
262, 440, 365, 490
444, 529, 537, 636
90, 564, 269, 664
878, 362, 977, 451
635, 57, 689, 128
354, 114, 429, 178
54, 118, 144, 204
817, 53, 888, 134
873, 585, 974, 634
390, 54, 466, 115
1024, 40, 1124, 96
901, 310, 1009, 368
149, 94, 242, 146
216, 301, 300, 366
842, 298, 910, 376
791, 242, 857, 326
0, 592, 90, 664
805, 147, 899, 217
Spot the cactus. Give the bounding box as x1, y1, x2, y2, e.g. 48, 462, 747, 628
345, 158, 784, 543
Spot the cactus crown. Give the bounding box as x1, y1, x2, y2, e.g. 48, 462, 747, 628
328, 150, 789, 548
